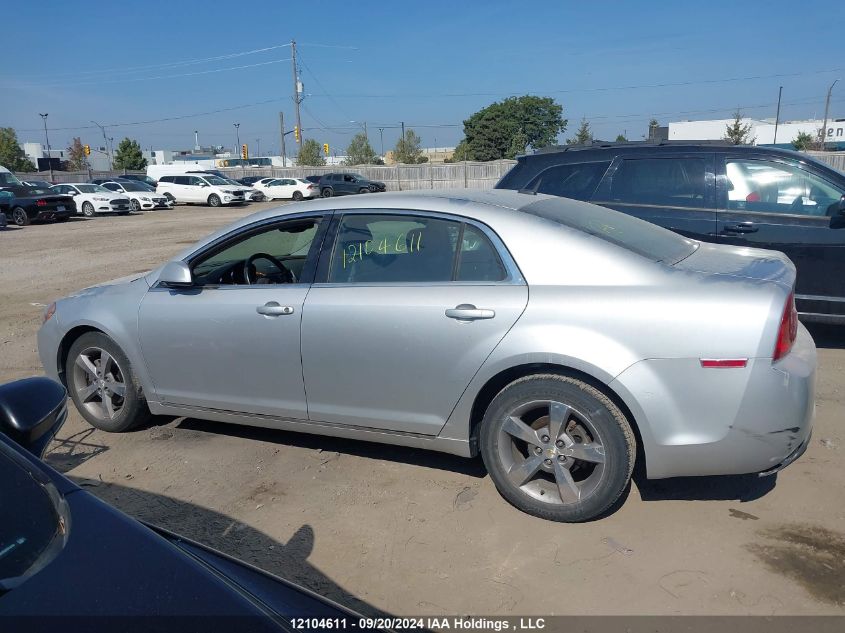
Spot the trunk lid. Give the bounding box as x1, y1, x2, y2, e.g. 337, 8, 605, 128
673, 242, 795, 290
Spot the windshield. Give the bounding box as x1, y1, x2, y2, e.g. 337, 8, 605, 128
75, 184, 110, 194
0, 444, 67, 593
0, 172, 23, 187
201, 176, 229, 186
522, 197, 698, 264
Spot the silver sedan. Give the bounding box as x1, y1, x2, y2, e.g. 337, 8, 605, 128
37, 190, 816, 522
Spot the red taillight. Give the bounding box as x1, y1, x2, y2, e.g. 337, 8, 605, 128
36, 199, 47, 207
773, 291, 798, 362
307, 184, 314, 189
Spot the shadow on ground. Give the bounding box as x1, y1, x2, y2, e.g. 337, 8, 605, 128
70, 477, 389, 618
176, 417, 488, 479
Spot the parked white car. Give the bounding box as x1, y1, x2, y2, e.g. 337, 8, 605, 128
257, 177, 319, 201
50, 183, 131, 217
221, 177, 264, 202
99, 180, 174, 211
156, 174, 246, 207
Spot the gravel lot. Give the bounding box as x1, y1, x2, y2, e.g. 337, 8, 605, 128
1, 202, 844, 616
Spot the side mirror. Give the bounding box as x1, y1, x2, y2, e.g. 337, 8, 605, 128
838, 195, 845, 216
0, 377, 68, 458
158, 261, 194, 288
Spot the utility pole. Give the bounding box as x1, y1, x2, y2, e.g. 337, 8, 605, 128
821, 79, 839, 151
91, 120, 111, 168
378, 127, 385, 158
279, 112, 287, 167
291, 40, 303, 148
39, 113, 54, 182
256, 138, 260, 158
109, 138, 115, 171
773, 86, 783, 145
364, 121, 368, 143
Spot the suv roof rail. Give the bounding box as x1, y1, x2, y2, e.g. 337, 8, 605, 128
529, 139, 742, 155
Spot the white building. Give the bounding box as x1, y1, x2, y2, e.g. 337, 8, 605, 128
669, 117, 845, 147
22, 142, 65, 168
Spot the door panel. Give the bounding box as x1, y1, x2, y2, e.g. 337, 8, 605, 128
139, 286, 309, 417
301, 284, 527, 434
715, 154, 845, 313
591, 153, 717, 241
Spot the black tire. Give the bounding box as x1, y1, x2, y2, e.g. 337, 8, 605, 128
82, 202, 95, 217
65, 332, 151, 433
480, 374, 635, 522
358, 188, 369, 194
321, 187, 333, 198
292, 190, 303, 201
130, 198, 141, 212
163, 192, 176, 203
12, 207, 31, 226
208, 194, 221, 207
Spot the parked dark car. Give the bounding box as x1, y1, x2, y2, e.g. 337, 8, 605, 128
120, 173, 158, 188
496, 142, 845, 323
237, 176, 265, 186
0, 170, 73, 226
89, 177, 132, 186
0, 376, 378, 630
318, 173, 386, 197
21, 180, 54, 189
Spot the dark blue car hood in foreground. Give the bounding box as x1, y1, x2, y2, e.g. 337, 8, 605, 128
0, 434, 366, 632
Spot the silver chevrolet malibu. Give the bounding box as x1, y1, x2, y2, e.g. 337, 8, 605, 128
37, 189, 816, 522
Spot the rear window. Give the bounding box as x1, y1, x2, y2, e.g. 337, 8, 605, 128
522, 197, 697, 264
522, 161, 610, 200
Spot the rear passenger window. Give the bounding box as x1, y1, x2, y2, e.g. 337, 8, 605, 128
457, 225, 507, 281
329, 214, 459, 283
609, 158, 706, 208
174, 176, 189, 185
525, 161, 610, 200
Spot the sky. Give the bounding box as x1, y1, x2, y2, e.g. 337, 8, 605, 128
3, 0, 844, 157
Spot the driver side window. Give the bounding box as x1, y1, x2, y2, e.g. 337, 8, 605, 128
191, 218, 322, 286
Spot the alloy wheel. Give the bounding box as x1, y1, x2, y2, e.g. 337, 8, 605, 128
71, 347, 127, 421
12, 208, 29, 226
497, 399, 606, 505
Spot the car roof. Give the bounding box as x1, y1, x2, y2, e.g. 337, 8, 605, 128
520, 141, 806, 161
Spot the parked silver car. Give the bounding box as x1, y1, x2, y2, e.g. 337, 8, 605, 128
37, 190, 816, 522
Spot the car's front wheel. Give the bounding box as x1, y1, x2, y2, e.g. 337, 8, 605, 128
480, 374, 635, 522
66, 332, 151, 432
208, 194, 221, 207
130, 199, 141, 212
358, 188, 369, 194
82, 202, 95, 217
11, 208, 31, 226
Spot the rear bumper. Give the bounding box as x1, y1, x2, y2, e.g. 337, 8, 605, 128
35, 208, 72, 221
610, 323, 816, 479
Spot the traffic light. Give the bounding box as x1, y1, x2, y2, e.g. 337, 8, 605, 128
323, 143, 329, 156
241, 144, 248, 160
83, 144, 91, 156
294, 126, 300, 142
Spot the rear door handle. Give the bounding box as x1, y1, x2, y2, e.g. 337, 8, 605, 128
445, 304, 495, 321
256, 301, 294, 316
722, 222, 758, 234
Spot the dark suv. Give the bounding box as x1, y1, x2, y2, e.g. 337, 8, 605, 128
318, 173, 386, 197
497, 142, 845, 323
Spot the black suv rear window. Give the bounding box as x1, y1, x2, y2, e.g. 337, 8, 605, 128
522, 197, 697, 264
521, 161, 610, 200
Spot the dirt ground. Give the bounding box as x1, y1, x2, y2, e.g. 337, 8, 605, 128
1, 203, 844, 617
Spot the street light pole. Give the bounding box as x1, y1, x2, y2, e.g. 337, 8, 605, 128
90, 120, 111, 169
820, 79, 839, 151
773, 86, 783, 146
378, 127, 385, 158
39, 113, 54, 183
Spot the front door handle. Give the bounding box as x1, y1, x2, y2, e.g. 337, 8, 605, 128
256, 301, 294, 316
722, 222, 758, 234
445, 304, 495, 321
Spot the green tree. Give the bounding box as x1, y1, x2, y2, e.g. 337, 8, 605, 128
113, 138, 147, 170
0, 127, 36, 171
453, 95, 566, 161
393, 128, 427, 164
343, 132, 378, 165
615, 133, 628, 142
791, 131, 815, 151
297, 139, 326, 166
723, 110, 755, 145
566, 118, 593, 145
66, 137, 88, 171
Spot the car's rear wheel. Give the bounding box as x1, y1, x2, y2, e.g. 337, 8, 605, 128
321, 187, 333, 198
208, 194, 221, 207
480, 374, 635, 522
292, 190, 303, 201
66, 332, 150, 432
130, 199, 141, 212
82, 202, 95, 217
12, 208, 31, 226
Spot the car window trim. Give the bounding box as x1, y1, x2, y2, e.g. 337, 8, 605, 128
172, 212, 332, 289
313, 208, 524, 286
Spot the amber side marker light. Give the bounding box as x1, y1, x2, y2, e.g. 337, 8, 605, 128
43, 302, 56, 324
